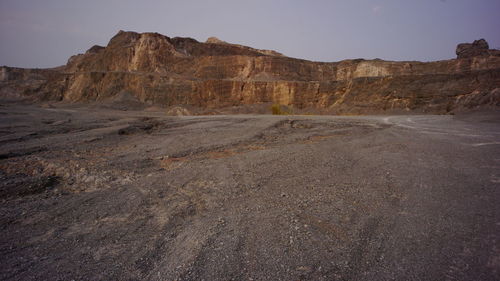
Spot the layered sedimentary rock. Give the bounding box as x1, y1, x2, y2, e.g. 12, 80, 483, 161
1, 31, 500, 114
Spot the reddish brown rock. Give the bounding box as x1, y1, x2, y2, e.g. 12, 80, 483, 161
1, 31, 500, 114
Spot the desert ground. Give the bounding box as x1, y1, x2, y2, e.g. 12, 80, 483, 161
0, 101, 499, 280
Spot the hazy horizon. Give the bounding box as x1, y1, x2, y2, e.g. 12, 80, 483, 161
1, 0, 499, 68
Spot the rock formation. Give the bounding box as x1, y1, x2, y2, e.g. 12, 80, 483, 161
206, 37, 227, 44
1, 31, 500, 114
457, 39, 488, 58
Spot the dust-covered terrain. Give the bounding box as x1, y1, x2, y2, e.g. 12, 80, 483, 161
0, 102, 499, 280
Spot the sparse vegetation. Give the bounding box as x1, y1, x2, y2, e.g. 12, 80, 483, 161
271, 104, 293, 115
271, 104, 282, 115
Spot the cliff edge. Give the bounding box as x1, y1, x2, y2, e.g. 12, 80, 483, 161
1, 31, 499, 114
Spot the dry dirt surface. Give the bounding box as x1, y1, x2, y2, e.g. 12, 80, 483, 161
0, 102, 499, 281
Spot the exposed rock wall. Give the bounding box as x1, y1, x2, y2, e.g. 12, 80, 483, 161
1, 31, 500, 114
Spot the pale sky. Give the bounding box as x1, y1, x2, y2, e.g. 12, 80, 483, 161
1, 0, 499, 68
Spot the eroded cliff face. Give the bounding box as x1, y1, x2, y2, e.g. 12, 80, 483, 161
1, 30, 499, 114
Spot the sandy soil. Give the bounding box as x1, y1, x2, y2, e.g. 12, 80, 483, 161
0, 102, 499, 280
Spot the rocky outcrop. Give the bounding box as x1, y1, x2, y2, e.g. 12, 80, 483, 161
86, 45, 105, 54
206, 37, 227, 44
1, 32, 500, 114
456, 39, 489, 58
456, 39, 500, 59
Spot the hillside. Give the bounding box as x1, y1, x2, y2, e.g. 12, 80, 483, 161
1, 31, 499, 114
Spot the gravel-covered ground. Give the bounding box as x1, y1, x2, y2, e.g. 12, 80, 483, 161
0, 102, 499, 280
